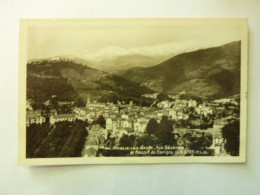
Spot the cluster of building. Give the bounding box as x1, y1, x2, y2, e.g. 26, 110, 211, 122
27, 94, 238, 130
26, 93, 239, 156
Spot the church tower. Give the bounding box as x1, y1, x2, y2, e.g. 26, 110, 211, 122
86, 95, 91, 107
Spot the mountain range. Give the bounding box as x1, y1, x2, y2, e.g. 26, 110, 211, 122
27, 41, 241, 108
119, 41, 241, 99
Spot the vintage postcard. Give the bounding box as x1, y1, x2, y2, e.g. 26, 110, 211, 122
18, 18, 248, 165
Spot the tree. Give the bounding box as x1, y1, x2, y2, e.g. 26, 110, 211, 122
146, 118, 159, 135
136, 135, 158, 147
188, 133, 213, 150
155, 115, 176, 145
221, 120, 240, 156
119, 135, 135, 147
93, 115, 106, 128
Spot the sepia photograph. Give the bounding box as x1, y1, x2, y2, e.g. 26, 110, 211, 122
18, 18, 248, 165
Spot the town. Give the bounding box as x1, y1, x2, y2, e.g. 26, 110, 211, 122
26, 92, 240, 157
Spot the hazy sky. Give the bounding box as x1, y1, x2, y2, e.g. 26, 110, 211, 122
27, 19, 242, 61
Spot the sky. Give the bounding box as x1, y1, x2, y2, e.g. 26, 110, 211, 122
27, 19, 243, 62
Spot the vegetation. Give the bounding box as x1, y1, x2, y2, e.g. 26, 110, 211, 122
27, 59, 154, 107
58, 122, 88, 157
135, 135, 159, 147
27, 59, 89, 77
27, 121, 88, 158
97, 74, 153, 98
144, 116, 176, 146
120, 41, 241, 99
119, 134, 136, 147
27, 75, 79, 110
119, 134, 159, 148
146, 118, 159, 135
26, 123, 52, 158
92, 115, 106, 128
221, 120, 240, 156
183, 132, 213, 151
155, 115, 176, 146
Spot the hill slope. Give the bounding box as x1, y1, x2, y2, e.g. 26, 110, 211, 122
27, 59, 153, 108
120, 41, 241, 99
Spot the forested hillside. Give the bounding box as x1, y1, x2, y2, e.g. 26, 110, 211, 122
120, 41, 241, 99
27, 59, 154, 108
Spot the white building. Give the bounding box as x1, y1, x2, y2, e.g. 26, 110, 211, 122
187, 100, 197, 107
26, 113, 45, 126
50, 114, 76, 125
106, 118, 113, 130
169, 109, 177, 120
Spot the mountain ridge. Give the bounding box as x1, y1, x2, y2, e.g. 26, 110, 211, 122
119, 41, 241, 99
